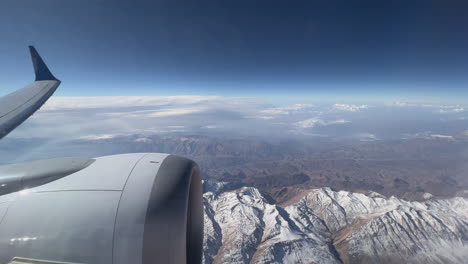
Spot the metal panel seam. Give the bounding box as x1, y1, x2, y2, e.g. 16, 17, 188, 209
110, 153, 151, 264
34, 189, 122, 193
0, 202, 11, 226
0, 82, 52, 119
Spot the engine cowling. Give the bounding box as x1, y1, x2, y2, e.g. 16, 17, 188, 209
0, 153, 203, 264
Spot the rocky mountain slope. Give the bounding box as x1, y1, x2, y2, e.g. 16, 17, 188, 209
202, 182, 468, 264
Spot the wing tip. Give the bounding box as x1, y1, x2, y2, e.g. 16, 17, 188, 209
29, 45, 59, 81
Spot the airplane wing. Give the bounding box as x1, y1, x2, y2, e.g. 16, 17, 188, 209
0, 46, 61, 140
0, 48, 203, 264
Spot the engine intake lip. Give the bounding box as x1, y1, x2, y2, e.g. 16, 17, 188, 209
142, 155, 203, 264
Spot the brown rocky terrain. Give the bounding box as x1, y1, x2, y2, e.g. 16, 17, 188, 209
2, 134, 467, 200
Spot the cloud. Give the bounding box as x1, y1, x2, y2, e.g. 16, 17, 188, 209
79, 134, 116, 140
254, 104, 317, 120
332, 104, 368, 112
134, 137, 153, 143
260, 104, 315, 115
41, 96, 223, 111
430, 134, 454, 140
438, 108, 464, 113
13, 96, 275, 139
388, 101, 465, 112
247, 104, 318, 120
100, 107, 207, 118
10, 96, 234, 139
386, 101, 444, 108
388, 101, 410, 107
253, 116, 275, 120
356, 133, 378, 141
202, 125, 219, 129
329, 119, 351, 125
294, 118, 324, 128
6, 96, 466, 145
401, 132, 456, 140
294, 118, 350, 128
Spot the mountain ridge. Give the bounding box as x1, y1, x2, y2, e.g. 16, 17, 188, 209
202, 181, 468, 264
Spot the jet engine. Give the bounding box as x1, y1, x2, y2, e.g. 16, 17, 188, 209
0, 153, 203, 264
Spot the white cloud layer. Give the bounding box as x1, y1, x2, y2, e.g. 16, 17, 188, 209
356, 133, 378, 141
332, 104, 368, 112
4, 96, 464, 144
260, 104, 315, 115
294, 118, 350, 128
401, 132, 459, 140
41, 96, 223, 110
438, 108, 464, 113
99, 107, 207, 118
430, 134, 454, 140
388, 101, 466, 114
79, 134, 116, 140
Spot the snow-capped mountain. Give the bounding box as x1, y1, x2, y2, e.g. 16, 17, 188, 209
202, 182, 468, 264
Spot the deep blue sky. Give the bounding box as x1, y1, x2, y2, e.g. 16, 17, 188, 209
1, 0, 468, 100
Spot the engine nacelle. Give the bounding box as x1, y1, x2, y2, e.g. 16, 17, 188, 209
0, 153, 203, 264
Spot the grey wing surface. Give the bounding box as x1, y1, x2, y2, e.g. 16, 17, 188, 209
0, 46, 60, 140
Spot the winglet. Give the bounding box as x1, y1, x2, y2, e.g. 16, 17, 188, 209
29, 46, 58, 81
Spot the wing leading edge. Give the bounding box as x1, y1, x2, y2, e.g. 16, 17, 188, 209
0, 46, 60, 140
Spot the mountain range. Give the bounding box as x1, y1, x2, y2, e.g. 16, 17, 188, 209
1, 134, 467, 263
4, 134, 465, 200
202, 181, 468, 264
